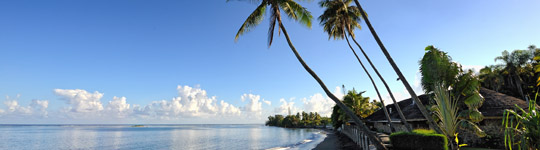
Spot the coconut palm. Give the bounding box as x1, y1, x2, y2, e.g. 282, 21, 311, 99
349, 0, 442, 133
319, 0, 412, 132
230, 0, 386, 149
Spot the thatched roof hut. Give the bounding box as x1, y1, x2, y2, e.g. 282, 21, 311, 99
365, 88, 530, 122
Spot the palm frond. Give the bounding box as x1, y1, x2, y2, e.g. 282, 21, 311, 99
432, 83, 460, 138
267, 8, 278, 47
318, 0, 362, 40
227, 0, 262, 3
235, 1, 267, 41
282, 0, 312, 28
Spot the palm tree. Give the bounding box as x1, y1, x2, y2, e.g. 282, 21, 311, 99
319, 0, 412, 132
479, 65, 503, 92
495, 50, 532, 100
349, 0, 442, 133
230, 0, 386, 149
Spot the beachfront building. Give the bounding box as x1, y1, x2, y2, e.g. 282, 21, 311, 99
364, 88, 531, 148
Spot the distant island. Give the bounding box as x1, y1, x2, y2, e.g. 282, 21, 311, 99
131, 125, 145, 127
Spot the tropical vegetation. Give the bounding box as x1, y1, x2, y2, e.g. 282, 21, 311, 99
265, 111, 331, 128
431, 83, 469, 150
230, 0, 387, 148
349, 0, 442, 134
480, 45, 540, 104
502, 94, 540, 150
330, 89, 381, 129
420, 45, 487, 138
318, 0, 411, 132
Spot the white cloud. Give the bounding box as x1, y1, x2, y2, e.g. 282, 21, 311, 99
105, 96, 131, 118
54, 89, 104, 113
302, 93, 335, 117
219, 100, 241, 116
262, 100, 271, 106
30, 100, 49, 117
133, 85, 244, 120
300, 86, 342, 117
333, 86, 345, 100
4, 100, 32, 114
0, 96, 49, 118
461, 64, 484, 74
275, 98, 301, 115
241, 94, 262, 112
1, 85, 354, 123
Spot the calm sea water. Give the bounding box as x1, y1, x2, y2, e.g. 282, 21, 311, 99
0, 124, 325, 150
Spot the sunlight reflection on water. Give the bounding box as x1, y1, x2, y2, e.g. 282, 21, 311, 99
0, 124, 323, 150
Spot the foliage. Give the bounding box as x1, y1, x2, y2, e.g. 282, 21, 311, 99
330, 89, 380, 129
265, 111, 330, 128
420, 45, 486, 138
318, 0, 362, 39
432, 83, 460, 141
390, 129, 449, 150
420, 45, 460, 93
502, 96, 540, 150
480, 45, 540, 103
231, 0, 312, 47
319, 0, 413, 132
432, 83, 484, 149
479, 65, 504, 92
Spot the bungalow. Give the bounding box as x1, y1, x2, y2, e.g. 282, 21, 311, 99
364, 88, 531, 148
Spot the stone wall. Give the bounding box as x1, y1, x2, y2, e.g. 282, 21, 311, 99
458, 119, 504, 149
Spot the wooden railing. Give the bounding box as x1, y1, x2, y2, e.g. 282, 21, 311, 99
341, 124, 373, 150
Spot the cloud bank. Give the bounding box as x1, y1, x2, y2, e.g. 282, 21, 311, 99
0, 85, 347, 123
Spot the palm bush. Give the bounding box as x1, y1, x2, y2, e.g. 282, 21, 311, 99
502, 96, 540, 150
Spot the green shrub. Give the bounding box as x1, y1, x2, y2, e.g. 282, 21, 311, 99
390, 129, 448, 150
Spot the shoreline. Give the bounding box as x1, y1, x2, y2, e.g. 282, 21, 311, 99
313, 129, 360, 150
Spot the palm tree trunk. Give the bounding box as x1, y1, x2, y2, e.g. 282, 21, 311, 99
345, 35, 397, 132
277, 21, 387, 149
351, 36, 413, 132
513, 73, 526, 101
351, 0, 443, 134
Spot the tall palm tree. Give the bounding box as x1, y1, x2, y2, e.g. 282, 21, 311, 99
230, 0, 387, 149
319, 0, 412, 132
495, 50, 531, 100
349, 0, 443, 133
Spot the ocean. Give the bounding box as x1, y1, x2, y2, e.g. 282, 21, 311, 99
0, 124, 326, 150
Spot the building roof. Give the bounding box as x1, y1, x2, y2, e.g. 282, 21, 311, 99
365, 88, 531, 122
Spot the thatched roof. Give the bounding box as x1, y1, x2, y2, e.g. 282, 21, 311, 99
478, 88, 530, 118
365, 93, 430, 122
366, 88, 530, 122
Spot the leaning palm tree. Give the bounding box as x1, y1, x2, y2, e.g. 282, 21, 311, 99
319, 0, 412, 132
230, 0, 386, 149
349, 0, 442, 133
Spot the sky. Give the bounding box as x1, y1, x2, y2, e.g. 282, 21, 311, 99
0, 0, 539, 124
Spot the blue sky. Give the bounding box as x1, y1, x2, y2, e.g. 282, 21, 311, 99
1, 0, 539, 124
